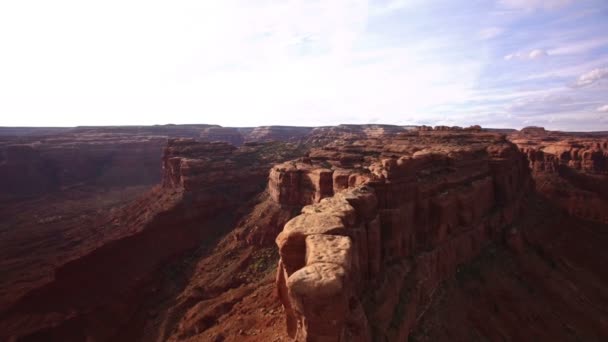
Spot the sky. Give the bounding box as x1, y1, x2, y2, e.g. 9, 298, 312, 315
0, 0, 607, 130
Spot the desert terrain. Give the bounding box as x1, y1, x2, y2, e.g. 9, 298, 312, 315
0, 124, 607, 341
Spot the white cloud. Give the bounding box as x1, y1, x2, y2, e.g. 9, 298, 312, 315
504, 49, 548, 61
548, 37, 608, 55
499, 0, 573, 11
598, 104, 608, 112
574, 67, 608, 87
525, 56, 608, 80
479, 27, 504, 40
529, 49, 548, 59
507, 92, 573, 113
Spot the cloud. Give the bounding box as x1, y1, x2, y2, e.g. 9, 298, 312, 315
504, 49, 548, 61
507, 92, 574, 114
524, 56, 608, 80
529, 49, 548, 59
499, 0, 573, 11
598, 105, 608, 113
574, 67, 608, 87
478, 27, 504, 40
548, 37, 608, 55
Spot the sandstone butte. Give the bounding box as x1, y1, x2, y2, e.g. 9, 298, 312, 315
0, 124, 606, 341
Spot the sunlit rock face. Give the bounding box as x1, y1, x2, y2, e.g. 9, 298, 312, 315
273, 129, 533, 341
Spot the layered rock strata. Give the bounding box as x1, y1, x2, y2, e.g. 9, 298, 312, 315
244, 126, 314, 143
511, 128, 608, 223
0, 124, 301, 199
0, 138, 307, 341
0, 125, 222, 199
303, 124, 411, 146
0, 135, 167, 198
273, 131, 532, 341
199, 126, 245, 146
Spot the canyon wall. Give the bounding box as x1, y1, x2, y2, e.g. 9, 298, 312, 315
200, 127, 245, 146
3, 124, 607, 341
244, 126, 314, 143
0, 124, 307, 199
0, 129, 193, 198
0, 138, 308, 341
511, 128, 608, 223
0, 136, 166, 198
272, 131, 532, 341
0, 124, 441, 199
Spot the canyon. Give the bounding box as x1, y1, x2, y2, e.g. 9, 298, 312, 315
0, 124, 607, 341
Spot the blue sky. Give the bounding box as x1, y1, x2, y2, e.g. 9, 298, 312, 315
0, 0, 607, 130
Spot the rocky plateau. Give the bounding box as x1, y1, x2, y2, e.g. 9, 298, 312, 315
0, 124, 606, 341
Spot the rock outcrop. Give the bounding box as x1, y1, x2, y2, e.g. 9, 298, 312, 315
511, 128, 608, 223
274, 130, 532, 341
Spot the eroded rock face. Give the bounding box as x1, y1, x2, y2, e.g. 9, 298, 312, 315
0, 138, 309, 341
269, 162, 336, 206
303, 124, 411, 146
0, 135, 167, 198
274, 130, 532, 341
0, 125, 222, 199
511, 128, 608, 223
411, 194, 608, 341
0, 124, 314, 199
4, 124, 607, 342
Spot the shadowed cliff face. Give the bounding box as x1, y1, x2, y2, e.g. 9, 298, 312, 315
411, 194, 608, 341
0, 126, 210, 199
0, 137, 309, 342
510, 127, 608, 223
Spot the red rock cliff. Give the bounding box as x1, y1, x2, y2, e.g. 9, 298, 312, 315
0, 138, 308, 341
511, 128, 608, 223
273, 131, 532, 341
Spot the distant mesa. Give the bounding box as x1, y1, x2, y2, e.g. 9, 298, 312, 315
416, 124, 482, 132
520, 126, 547, 135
